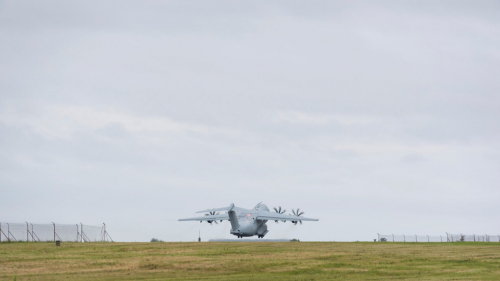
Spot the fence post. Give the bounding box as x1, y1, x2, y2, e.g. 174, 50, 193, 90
392, 234, 394, 242
80, 223, 83, 243
7, 223, 10, 241
52, 222, 55, 242
403, 235, 405, 242
377, 233, 379, 242
427, 235, 429, 242
415, 235, 417, 242
0, 222, 2, 242
26, 222, 36, 242
473, 234, 475, 242
31, 224, 34, 242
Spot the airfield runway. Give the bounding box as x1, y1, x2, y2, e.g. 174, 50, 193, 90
1, 241, 499, 280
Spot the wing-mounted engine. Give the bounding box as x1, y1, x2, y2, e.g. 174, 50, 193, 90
291, 208, 305, 225
204, 211, 219, 225
273, 206, 286, 223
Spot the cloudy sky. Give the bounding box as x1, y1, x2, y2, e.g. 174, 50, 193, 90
1, 1, 499, 242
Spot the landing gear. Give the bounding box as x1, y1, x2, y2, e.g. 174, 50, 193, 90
258, 235, 263, 238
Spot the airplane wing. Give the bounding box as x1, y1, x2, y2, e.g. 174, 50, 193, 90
178, 213, 229, 222
256, 212, 319, 222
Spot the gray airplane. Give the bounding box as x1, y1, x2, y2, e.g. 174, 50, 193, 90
178, 203, 319, 238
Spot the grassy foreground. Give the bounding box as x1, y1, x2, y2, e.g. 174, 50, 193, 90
1, 242, 500, 280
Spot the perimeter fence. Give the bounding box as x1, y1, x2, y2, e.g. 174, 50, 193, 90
0, 222, 112, 242
446, 233, 500, 242
378, 233, 500, 242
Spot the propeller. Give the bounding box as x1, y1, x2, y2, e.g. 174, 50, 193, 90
291, 208, 305, 225
273, 206, 286, 223
205, 211, 219, 225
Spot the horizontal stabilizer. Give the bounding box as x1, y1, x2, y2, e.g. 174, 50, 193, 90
195, 203, 234, 214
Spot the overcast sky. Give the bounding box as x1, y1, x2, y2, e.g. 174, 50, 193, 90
1, 0, 499, 242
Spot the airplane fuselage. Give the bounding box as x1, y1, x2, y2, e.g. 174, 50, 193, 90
228, 204, 269, 238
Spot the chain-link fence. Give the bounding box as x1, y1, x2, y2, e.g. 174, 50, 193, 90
378, 234, 445, 242
378, 233, 500, 242
0, 222, 112, 242
446, 233, 500, 242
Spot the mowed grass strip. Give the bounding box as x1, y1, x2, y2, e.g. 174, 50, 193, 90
1, 242, 500, 280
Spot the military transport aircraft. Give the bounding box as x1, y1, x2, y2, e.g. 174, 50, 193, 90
178, 203, 318, 238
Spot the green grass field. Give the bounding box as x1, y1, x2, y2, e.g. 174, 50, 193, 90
1, 241, 500, 280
